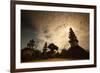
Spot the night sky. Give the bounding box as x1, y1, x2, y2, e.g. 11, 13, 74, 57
21, 10, 89, 52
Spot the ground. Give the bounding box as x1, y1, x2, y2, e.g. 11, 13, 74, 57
31, 58, 71, 62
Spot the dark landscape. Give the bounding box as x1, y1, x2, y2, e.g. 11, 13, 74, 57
21, 10, 89, 63
21, 28, 89, 62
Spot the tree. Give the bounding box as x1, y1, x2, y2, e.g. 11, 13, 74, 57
60, 49, 68, 58
47, 43, 58, 58
41, 42, 48, 59
68, 28, 78, 47
48, 43, 58, 51
43, 42, 47, 53
27, 39, 35, 49
67, 28, 89, 59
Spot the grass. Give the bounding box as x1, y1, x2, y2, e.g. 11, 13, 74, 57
32, 59, 49, 62
31, 58, 70, 62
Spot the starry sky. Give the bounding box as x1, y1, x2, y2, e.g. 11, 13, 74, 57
21, 10, 89, 52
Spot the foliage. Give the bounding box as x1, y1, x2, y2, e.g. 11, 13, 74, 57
48, 43, 58, 51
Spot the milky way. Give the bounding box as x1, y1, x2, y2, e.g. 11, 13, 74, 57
21, 10, 89, 52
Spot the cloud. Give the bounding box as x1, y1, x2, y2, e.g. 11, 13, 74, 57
21, 10, 89, 51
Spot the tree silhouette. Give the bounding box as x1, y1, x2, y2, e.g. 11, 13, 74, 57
41, 42, 48, 59
48, 43, 58, 51
27, 39, 35, 49
67, 28, 89, 59
69, 28, 78, 47
43, 42, 47, 53
47, 43, 58, 58
60, 49, 68, 58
